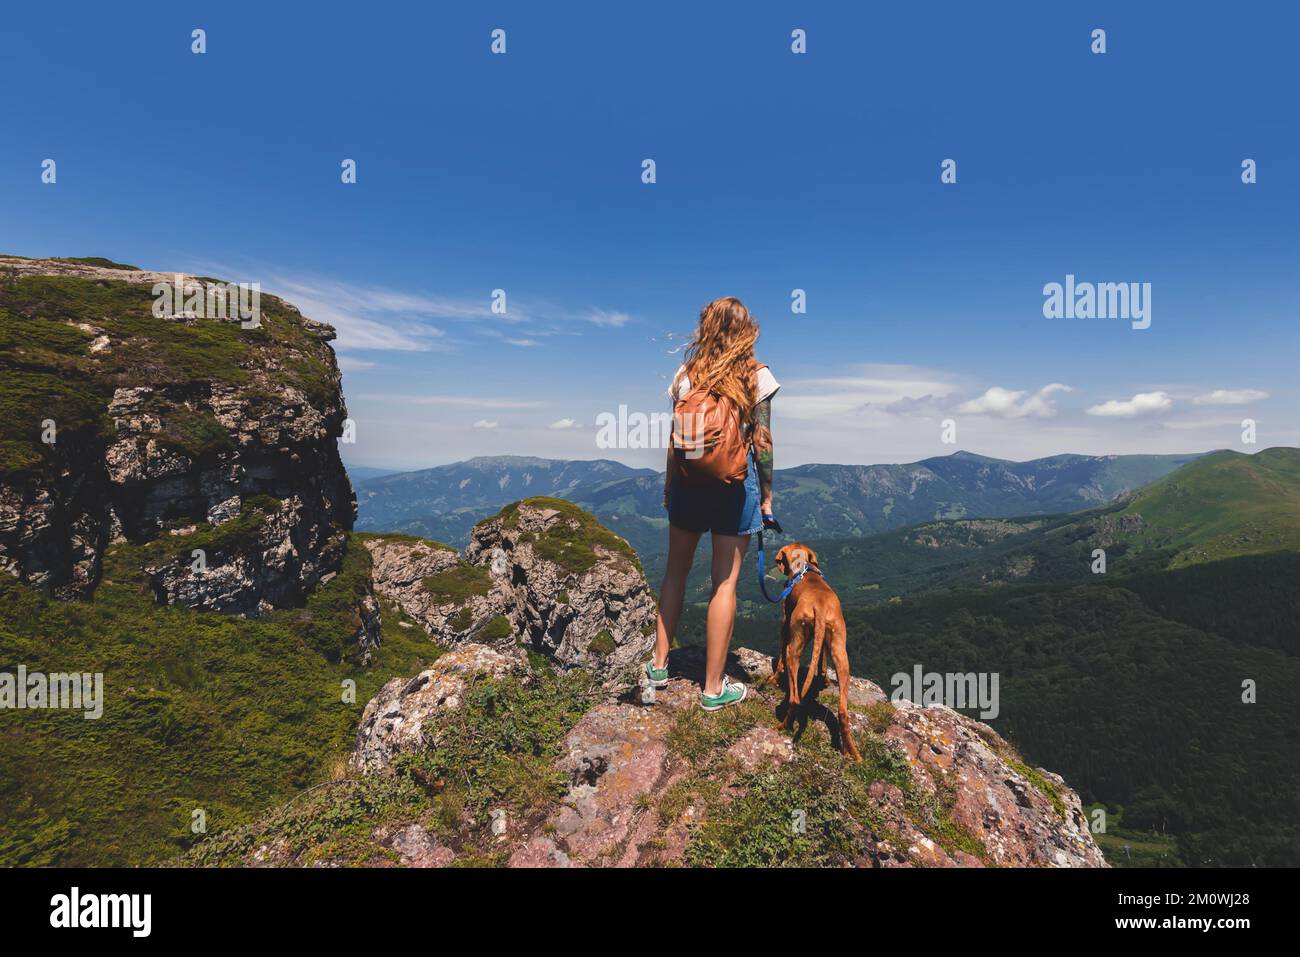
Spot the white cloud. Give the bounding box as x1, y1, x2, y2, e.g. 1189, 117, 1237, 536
1193, 388, 1269, 406
548, 418, 580, 430
472, 420, 499, 430
958, 384, 1072, 419
506, 338, 539, 347
335, 355, 376, 371
1086, 391, 1174, 418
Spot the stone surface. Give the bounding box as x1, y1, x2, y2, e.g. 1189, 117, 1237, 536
0, 257, 356, 617
466, 501, 656, 692
350, 642, 527, 771
365, 498, 656, 693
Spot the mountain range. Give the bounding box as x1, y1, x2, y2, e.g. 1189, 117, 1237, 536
352, 450, 1205, 573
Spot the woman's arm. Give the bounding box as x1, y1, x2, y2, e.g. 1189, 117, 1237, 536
753, 398, 774, 512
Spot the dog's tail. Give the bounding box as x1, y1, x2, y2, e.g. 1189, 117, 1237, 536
799, 614, 828, 700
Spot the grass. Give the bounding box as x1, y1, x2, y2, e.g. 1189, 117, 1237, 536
1088, 805, 1184, 867
189, 663, 602, 866
0, 535, 445, 866
587, 629, 616, 656
1116, 447, 1300, 566
422, 564, 493, 603
657, 690, 991, 867
478, 615, 513, 643
0, 272, 341, 480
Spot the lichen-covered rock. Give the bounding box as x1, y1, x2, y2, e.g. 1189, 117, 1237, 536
362, 534, 514, 645
0, 256, 355, 614
880, 698, 1102, 867
350, 642, 528, 771
363, 498, 655, 693
465, 498, 656, 692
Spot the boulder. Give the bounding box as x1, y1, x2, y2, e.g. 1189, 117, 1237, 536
350, 642, 527, 771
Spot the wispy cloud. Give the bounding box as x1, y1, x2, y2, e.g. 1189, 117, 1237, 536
255, 273, 638, 356
1086, 391, 1174, 418
777, 364, 962, 420
583, 309, 633, 328
548, 418, 580, 430
1193, 388, 1269, 406
357, 393, 543, 409
472, 419, 499, 429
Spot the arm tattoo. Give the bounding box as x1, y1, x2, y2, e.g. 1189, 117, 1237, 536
753, 399, 773, 500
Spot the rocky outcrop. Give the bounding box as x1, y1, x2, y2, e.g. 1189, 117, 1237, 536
364, 497, 656, 692
195, 500, 1103, 869
351, 643, 528, 771
467, 499, 656, 689
362, 535, 511, 642
503, 647, 1104, 869
0, 257, 355, 614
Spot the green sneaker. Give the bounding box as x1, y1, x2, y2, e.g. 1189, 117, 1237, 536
700, 677, 747, 712
645, 660, 669, 689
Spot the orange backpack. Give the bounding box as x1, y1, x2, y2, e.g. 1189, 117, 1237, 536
670, 363, 765, 486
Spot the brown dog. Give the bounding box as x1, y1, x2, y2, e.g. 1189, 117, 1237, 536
771, 543, 862, 761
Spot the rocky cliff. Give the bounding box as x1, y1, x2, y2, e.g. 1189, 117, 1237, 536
192, 501, 1106, 869
0, 256, 355, 615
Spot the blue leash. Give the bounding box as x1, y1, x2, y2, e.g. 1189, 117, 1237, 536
756, 527, 820, 603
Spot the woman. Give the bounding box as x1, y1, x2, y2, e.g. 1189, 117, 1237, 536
646, 296, 780, 711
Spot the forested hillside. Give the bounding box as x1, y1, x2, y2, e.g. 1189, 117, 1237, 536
718, 551, 1300, 866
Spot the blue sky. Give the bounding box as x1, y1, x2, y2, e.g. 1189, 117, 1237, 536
3, 1, 1296, 469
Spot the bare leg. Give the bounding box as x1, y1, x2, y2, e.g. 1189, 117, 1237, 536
654, 524, 702, 669
703, 532, 750, 696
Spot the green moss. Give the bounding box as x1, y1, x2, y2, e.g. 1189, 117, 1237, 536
421, 564, 493, 603
185, 773, 422, 867
478, 615, 513, 642
1005, 757, 1068, 821
450, 607, 473, 631
670, 709, 989, 867
480, 497, 641, 576
155, 409, 236, 458
587, 630, 616, 657
0, 272, 341, 479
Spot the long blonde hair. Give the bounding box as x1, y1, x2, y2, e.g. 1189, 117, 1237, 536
675, 296, 760, 426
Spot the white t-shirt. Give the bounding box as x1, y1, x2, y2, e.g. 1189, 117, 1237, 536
668, 363, 781, 407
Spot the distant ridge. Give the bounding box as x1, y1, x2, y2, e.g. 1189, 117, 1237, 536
354, 449, 1206, 564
